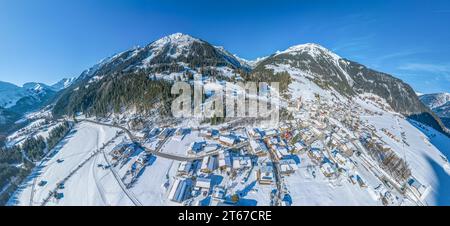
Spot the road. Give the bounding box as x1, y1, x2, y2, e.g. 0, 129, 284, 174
100, 145, 143, 206
80, 119, 206, 161
79, 119, 248, 162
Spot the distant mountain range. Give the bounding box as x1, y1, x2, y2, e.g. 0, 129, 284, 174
0, 78, 74, 133
419, 92, 450, 129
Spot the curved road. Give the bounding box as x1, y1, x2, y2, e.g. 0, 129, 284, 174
79, 119, 224, 162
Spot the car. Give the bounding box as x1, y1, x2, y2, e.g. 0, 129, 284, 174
57, 183, 65, 189
54, 192, 64, 200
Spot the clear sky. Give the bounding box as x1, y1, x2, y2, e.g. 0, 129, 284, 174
0, 0, 449, 93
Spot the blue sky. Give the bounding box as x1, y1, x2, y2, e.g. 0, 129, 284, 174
0, 0, 449, 93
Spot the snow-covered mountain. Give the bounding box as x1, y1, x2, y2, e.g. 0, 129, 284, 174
0, 78, 75, 109
50, 77, 76, 91
420, 93, 450, 114
250, 43, 448, 134
51, 34, 448, 136
0, 81, 30, 109
420, 93, 450, 128
77, 33, 249, 82
53, 33, 251, 117
255, 43, 423, 112
0, 79, 73, 133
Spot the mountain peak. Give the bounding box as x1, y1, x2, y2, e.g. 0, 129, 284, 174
277, 43, 341, 61
51, 77, 75, 91
166, 32, 194, 40
150, 33, 202, 48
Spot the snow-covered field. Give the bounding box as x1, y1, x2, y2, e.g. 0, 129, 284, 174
8, 122, 122, 206
285, 153, 382, 206
128, 157, 181, 206
357, 98, 450, 205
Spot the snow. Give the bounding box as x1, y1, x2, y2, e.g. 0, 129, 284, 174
8, 122, 121, 206
357, 97, 450, 205
0, 81, 29, 108
50, 77, 75, 91
160, 130, 204, 156
419, 92, 450, 109
285, 154, 381, 206
276, 43, 341, 61
143, 33, 203, 64
273, 43, 354, 86
129, 157, 181, 206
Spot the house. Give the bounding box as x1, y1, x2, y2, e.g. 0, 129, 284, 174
311, 139, 324, 149
310, 127, 322, 137
111, 143, 138, 160
293, 141, 306, 153
257, 164, 275, 185
341, 142, 356, 156
212, 186, 226, 200
177, 161, 192, 175
249, 139, 269, 156
200, 129, 210, 137
283, 131, 293, 141
190, 141, 206, 154
232, 156, 252, 170
279, 159, 298, 175
200, 156, 217, 173
332, 149, 348, 166
137, 152, 150, 165
273, 145, 290, 160
204, 143, 220, 153
218, 151, 232, 171
308, 148, 323, 162
200, 129, 220, 138
320, 162, 336, 177
279, 124, 290, 132
248, 128, 264, 138
264, 129, 278, 137
111, 142, 128, 159
332, 133, 344, 143
300, 131, 314, 143
168, 178, 192, 203
195, 177, 212, 192
219, 135, 238, 146
176, 128, 190, 136
173, 128, 190, 141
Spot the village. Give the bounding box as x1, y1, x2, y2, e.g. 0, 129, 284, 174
98, 93, 429, 206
